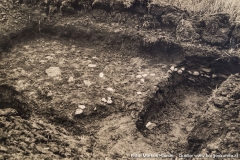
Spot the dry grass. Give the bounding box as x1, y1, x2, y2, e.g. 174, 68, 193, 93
160, 0, 240, 21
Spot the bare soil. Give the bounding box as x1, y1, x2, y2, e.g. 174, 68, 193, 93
0, 0, 240, 160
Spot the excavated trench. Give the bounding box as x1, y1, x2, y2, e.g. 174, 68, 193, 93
1, 1, 240, 158
136, 56, 240, 154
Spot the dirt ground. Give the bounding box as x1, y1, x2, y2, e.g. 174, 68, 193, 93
0, 0, 240, 160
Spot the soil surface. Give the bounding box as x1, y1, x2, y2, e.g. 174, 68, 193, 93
0, 0, 240, 160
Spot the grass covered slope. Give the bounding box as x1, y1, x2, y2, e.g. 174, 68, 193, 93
163, 0, 240, 22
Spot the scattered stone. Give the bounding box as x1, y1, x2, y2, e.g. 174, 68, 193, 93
181, 67, 185, 71
140, 79, 145, 83
188, 78, 195, 82
174, 68, 178, 72
83, 80, 93, 87
136, 75, 142, 78
68, 76, 74, 82
204, 74, 211, 78
177, 70, 182, 74
142, 74, 148, 77
99, 72, 104, 78
88, 64, 97, 68
101, 98, 107, 103
212, 74, 217, 78
137, 91, 142, 95
45, 56, 53, 60
78, 105, 86, 110
150, 73, 156, 76
170, 66, 175, 71
39, 60, 48, 63
106, 87, 114, 92
47, 91, 53, 97
201, 67, 211, 73
106, 97, 113, 104
193, 71, 200, 76
145, 122, 157, 130
45, 67, 61, 77
187, 71, 192, 75
75, 109, 83, 115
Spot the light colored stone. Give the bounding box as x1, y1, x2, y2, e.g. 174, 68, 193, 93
201, 67, 211, 73
107, 100, 113, 104
68, 76, 74, 82
101, 98, 107, 103
75, 109, 83, 115
212, 74, 217, 78
181, 67, 185, 71
170, 66, 175, 71
137, 91, 142, 95
78, 105, 86, 110
136, 75, 142, 78
177, 70, 182, 74
99, 72, 104, 78
193, 71, 200, 76
45, 67, 61, 77
106, 87, 114, 92
88, 64, 97, 68
146, 122, 157, 130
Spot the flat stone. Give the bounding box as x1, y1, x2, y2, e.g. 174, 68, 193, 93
75, 109, 83, 115
45, 67, 61, 77
137, 91, 142, 95
88, 64, 97, 68
193, 71, 200, 76
201, 67, 211, 73
106, 87, 114, 92
78, 105, 86, 110
146, 122, 157, 130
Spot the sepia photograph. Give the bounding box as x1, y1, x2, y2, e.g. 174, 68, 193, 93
0, 0, 240, 159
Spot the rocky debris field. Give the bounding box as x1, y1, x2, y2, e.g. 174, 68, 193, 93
0, 0, 240, 159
